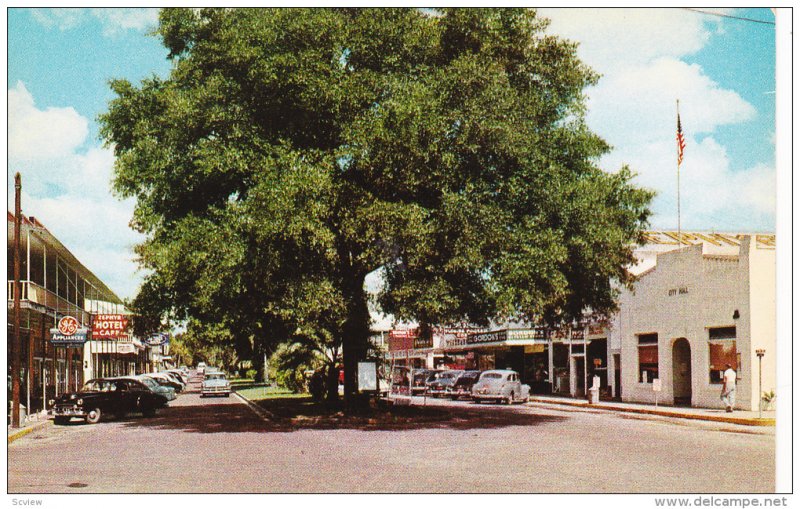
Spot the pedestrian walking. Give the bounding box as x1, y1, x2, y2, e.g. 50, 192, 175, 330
720, 363, 737, 412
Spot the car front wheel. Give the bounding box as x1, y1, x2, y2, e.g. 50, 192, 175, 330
85, 408, 102, 424
142, 406, 156, 418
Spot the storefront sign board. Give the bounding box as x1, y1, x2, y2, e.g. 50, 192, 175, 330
92, 314, 129, 338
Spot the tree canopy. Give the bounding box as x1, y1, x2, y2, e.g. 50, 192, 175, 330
100, 8, 653, 406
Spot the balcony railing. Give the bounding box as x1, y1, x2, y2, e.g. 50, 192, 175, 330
7, 280, 90, 326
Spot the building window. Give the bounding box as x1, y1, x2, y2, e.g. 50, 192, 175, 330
709, 326, 736, 384
637, 333, 658, 383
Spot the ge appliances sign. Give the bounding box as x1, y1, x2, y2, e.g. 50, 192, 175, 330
50, 316, 88, 346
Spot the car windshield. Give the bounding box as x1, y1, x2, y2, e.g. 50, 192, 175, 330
439, 372, 458, 379
482, 373, 503, 379
205, 374, 226, 381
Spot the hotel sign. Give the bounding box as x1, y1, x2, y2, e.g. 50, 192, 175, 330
91, 314, 129, 339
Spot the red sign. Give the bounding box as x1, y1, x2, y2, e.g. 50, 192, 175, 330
92, 314, 129, 339
58, 316, 80, 336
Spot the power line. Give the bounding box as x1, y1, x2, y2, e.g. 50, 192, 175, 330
684, 8, 775, 26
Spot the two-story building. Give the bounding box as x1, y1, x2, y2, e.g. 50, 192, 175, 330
7, 211, 147, 419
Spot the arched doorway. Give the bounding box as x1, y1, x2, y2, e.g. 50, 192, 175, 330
672, 338, 692, 406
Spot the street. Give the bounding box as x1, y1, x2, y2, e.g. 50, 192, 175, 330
8, 376, 775, 493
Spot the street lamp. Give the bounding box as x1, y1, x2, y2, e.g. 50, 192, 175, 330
755, 349, 765, 419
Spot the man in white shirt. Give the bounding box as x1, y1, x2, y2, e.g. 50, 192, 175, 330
720, 363, 737, 412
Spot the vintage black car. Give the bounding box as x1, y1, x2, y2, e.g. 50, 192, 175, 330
50, 377, 168, 424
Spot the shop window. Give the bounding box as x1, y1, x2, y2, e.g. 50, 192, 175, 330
709, 327, 736, 384
637, 333, 658, 383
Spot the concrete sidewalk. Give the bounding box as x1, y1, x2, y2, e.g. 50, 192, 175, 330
8, 412, 53, 444
528, 395, 775, 426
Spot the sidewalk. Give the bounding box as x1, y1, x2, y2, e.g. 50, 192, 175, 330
8, 411, 53, 444
528, 395, 775, 426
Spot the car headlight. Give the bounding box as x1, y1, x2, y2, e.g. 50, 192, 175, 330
48, 399, 55, 406
76, 398, 83, 405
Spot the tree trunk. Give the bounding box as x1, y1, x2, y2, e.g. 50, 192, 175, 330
325, 362, 339, 403
341, 273, 371, 411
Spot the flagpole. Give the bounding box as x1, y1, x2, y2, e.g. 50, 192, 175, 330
676, 99, 681, 243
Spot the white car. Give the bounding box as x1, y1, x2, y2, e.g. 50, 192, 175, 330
471, 369, 530, 404
201, 372, 231, 397
196, 362, 207, 375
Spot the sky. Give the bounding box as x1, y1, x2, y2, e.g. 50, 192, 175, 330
5, 7, 781, 303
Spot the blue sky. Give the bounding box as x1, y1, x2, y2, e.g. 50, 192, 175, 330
6, 8, 781, 301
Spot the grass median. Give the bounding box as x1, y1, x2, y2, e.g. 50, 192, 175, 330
232, 381, 564, 431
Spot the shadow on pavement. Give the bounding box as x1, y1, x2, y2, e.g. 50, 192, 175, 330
114, 394, 566, 434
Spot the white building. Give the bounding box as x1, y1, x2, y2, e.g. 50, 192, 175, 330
608, 232, 775, 411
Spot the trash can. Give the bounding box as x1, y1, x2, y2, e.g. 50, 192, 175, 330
588, 387, 599, 404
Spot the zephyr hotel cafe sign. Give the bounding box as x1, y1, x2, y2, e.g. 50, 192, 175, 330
91, 314, 129, 339
50, 315, 88, 346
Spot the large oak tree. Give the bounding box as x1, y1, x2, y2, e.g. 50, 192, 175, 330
101, 8, 653, 407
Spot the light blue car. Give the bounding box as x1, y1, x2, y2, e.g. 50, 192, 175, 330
201, 372, 231, 397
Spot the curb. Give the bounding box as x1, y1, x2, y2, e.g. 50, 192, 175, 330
233, 391, 276, 422
8, 419, 53, 444
528, 397, 775, 426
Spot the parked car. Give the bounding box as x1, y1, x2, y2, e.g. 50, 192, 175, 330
135, 375, 177, 401
471, 369, 530, 404
166, 369, 189, 385
447, 370, 482, 400
196, 362, 207, 375
411, 369, 442, 395
145, 372, 184, 393
50, 378, 168, 424
201, 372, 231, 397
426, 370, 464, 397
160, 371, 187, 390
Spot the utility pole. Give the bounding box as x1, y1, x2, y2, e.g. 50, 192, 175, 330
12, 173, 22, 428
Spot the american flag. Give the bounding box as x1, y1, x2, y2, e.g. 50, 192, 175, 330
677, 113, 686, 166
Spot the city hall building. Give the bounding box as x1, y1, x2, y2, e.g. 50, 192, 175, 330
608, 232, 776, 411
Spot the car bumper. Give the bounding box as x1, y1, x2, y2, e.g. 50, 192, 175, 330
471, 391, 504, 400
427, 389, 449, 397
201, 387, 230, 395
448, 388, 472, 398
53, 406, 86, 417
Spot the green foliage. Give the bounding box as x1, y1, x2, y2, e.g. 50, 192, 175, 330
271, 342, 323, 393
100, 8, 653, 403
245, 369, 258, 380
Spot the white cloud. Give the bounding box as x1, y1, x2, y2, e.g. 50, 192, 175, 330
587, 58, 755, 142
30, 8, 84, 31
90, 9, 160, 37
8, 82, 88, 163
541, 8, 774, 233
30, 8, 158, 36
539, 8, 728, 75
8, 83, 144, 300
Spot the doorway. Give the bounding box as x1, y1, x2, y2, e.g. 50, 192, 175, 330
672, 338, 692, 406
570, 355, 586, 398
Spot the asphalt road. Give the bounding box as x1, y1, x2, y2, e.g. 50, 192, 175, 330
8, 375, 775, 493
